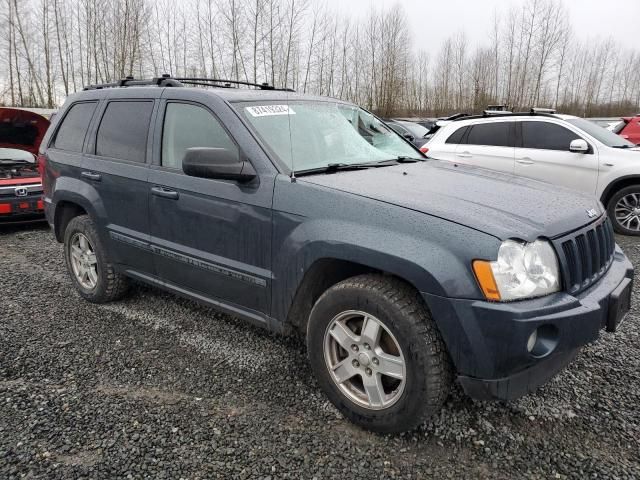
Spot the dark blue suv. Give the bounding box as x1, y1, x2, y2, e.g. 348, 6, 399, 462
41, 77, 634, 433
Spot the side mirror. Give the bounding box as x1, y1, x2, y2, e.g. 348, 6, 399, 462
182, 147, 257, 183
403, 133, 415, 142
569, 139, 589, 153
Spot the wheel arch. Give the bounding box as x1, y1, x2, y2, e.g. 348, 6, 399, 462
53, 200, 87, 242
284, 257, 435, 336
600, 175, 640, 208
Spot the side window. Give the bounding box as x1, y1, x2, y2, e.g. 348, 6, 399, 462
96, 101, 153, 162
53, 102, 98, 152
445, 126, 468, 144
521, 121, 580, 151
466, 122, 512, 147
161, 103, 238, 170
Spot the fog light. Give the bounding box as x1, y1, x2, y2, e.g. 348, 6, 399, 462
526, 330, 538, 353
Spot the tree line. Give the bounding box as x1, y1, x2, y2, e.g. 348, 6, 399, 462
2, 0, 639, 117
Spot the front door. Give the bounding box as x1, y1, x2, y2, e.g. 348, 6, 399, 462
148, 99, 273, 316
514, 120, 599, 194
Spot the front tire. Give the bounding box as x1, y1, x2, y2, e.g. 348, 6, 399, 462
306, 274, 452, 433
63, 215, 129, 303
607, 185, 640, 236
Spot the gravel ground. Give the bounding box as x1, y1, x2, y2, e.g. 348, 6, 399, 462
0, 222, 639, 479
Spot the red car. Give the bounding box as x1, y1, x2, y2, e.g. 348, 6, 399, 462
0, 108, 51, 223
613, 115, 640, 145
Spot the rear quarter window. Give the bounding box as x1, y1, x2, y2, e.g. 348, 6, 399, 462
53, 102, 98, 152
445, 126, 468, 144
95, 101, 154, 162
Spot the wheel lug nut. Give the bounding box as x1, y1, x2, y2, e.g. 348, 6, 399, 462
351, 344, 358, 352
365, 368, 372, 376
352, 359, 360, 368
372, 358, 379, 365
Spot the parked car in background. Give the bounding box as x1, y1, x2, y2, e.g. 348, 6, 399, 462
0, 107, 51, 223
425, 109, 640, 235
612, 115, 640, 145
384, 119, 429, 150
42, 77, 633, 433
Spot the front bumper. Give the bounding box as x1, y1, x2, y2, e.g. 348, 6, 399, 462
0, 195, 44, 222
423, 246, 634, 401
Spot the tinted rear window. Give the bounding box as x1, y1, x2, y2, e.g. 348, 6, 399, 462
445, 126, 468, 144
466, 122, 511, 147
96, 101, 153, 162
521, 121, 579, 150
54, 102, 97, 152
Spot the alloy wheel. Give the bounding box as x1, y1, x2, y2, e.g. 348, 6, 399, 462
615, 193, 640, 232
69, 232, 99, 290
323, 310, 406, 410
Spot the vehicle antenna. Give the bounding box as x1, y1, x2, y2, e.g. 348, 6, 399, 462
286, 87, 296, 183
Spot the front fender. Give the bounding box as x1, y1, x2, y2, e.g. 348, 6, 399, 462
271, 212, 500, 323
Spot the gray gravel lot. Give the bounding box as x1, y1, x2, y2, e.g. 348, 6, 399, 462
0, 223, 639, 479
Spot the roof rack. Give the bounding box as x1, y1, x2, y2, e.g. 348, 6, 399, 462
174, 77, 294, 91
530, 107, 556, 114
449, 110, 560, 122
83, 74, 294, 92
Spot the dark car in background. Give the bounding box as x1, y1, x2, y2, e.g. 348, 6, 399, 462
0, 108, 51, 223
384, 119, 430, 150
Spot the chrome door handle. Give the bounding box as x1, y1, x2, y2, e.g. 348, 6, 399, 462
516, 159, 534, 165
456, 153, 472, 158
151, 186, 179, 200
81, 171, 102, 181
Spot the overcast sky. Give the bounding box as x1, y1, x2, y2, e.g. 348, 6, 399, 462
323, 0, 640, 55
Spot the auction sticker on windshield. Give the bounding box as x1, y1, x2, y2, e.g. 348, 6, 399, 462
246, 105, 296, 117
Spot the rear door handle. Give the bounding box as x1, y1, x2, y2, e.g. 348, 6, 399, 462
516, 158, 534, 165
81, 171, 102, 181
151, 186, 179, 200
456, 152, 472, 158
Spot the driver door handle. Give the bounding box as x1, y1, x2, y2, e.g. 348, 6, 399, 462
516, 158, 534, 165
151, 186, 179, 200
456, 152, 472, 158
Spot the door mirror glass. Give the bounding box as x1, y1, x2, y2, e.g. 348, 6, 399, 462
182, 147, 256, 182
569, 139, 589, 153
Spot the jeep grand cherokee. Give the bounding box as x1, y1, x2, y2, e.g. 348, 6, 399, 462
41, 77, 633, 433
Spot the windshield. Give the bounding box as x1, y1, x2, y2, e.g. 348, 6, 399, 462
567, 118, 635, 148
238, 102, 420, 172
0, 148, 35, 162
398, 122, 429, 138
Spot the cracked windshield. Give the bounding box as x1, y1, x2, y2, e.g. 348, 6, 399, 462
239, 102, 421, 172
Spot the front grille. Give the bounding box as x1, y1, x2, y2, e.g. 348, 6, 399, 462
554, 216, 615, 294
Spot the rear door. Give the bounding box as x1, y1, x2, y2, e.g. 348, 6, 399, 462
454, 121, 515, 173
514, 120, 598, 194
83, 91, 158, 274
147, 90, 274, 318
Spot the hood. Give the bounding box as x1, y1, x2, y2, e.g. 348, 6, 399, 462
300, 160, 602, 241
0, 108, 51, 155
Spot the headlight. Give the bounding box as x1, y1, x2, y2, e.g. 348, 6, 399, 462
473, 239, 560, 301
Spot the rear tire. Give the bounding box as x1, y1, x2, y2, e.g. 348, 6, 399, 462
306, 274, 452, 434
63, 215, 129, 303
607, 185, 640, 236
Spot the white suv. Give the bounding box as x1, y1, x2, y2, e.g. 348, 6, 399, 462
425, 111, 640, 235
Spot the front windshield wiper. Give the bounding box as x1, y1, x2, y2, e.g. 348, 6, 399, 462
294, 157, 423, 176
612, 145, 633, 149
